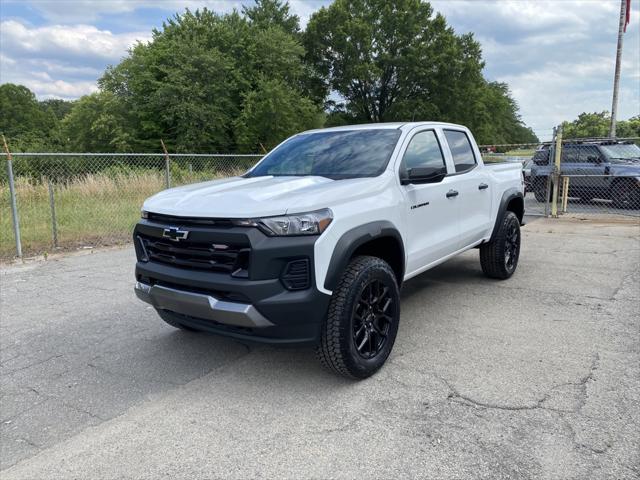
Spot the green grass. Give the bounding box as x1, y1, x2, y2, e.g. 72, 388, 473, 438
504, 149, 535, 157
0, 169, 238, 259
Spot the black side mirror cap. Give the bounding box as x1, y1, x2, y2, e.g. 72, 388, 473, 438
401, 167, 447, 185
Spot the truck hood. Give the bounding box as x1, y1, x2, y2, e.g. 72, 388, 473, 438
143, 175, 384, 218
610, 163, 640, 177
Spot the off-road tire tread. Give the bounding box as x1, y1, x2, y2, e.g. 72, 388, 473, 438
315, 256, 396, 379
480, 211, 519, 280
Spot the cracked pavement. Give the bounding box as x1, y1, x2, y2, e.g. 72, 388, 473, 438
1, 217, 639, 479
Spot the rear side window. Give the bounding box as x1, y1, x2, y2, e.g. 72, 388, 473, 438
402, 130, 446, 173
444, 130, 476, 173
562, 145, 602, 163
533, 149, 550, 165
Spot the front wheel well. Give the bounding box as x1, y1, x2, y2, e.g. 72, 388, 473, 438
351, 236, 404, 286
506, 196, 524, 224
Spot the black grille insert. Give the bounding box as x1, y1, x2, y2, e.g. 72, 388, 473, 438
139, 234, 250, 276
147, 212, 234, 228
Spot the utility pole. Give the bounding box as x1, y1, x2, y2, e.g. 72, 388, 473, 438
609, 0, 628, 138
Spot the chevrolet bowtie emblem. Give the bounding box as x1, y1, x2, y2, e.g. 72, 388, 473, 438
162, 227, 189, 242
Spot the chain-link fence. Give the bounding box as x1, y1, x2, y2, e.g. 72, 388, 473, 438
481, 136, 640, 219
2, 138, 639, 260
480, 141, 550, 217
528, 138, 640, 217
1, 153, 262, 259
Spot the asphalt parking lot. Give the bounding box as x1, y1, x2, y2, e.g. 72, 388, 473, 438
1, 217, 639, 479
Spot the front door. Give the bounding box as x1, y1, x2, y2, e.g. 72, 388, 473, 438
400, 129, 460, 275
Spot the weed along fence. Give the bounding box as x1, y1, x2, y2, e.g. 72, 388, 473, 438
0, 153, 262, 259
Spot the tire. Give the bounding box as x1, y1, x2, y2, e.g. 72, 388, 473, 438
156, 309, 200, 332
480, 211, 521, 280
611, 179, 640, 209
316, 256, 400, 379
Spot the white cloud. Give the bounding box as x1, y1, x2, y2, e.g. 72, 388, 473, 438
431, 0, 640, 139
5, 0, 245, 23
0, 19, 150, 99
1, 20, 149, 62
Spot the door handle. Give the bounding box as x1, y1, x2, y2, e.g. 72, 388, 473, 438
446, 190, 459, 198
478, 183, 489, 190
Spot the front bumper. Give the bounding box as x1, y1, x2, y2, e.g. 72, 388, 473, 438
135, 281, 274, 328
133, 218, 331, 344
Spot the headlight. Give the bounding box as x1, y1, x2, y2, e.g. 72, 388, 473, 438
237, 208, 333, 236
141, 210, 149, 219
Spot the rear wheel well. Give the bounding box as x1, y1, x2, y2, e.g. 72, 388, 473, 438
351, 236, 404, 286
506, 196, 524, 224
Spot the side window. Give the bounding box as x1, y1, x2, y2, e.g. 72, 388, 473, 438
562, 147, 584, 163
401, 130, 446, 174
562, 146, 602, 163
533, 149, 550, 165
444, 130, 477, 173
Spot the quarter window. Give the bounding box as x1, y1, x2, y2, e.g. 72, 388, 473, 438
401, 130, 446, 174
444, 130, 477, 173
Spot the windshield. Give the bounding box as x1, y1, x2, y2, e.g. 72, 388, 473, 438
600, 144, 640, 161
247, 129, 402, 179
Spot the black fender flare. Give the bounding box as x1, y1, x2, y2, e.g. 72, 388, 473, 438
324, 221, 405, 291
489, 188, 524, 243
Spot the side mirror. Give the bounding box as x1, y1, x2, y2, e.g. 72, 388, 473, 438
587, 156, 602, 163
401, 167, 447, 185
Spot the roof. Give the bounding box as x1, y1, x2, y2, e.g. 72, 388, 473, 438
302, 121, 468, 134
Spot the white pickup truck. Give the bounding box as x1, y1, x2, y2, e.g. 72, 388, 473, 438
134, 122, 524, 378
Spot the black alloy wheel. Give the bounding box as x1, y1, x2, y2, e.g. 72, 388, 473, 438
352, 280, 394, 359
316, 255, 400, 379
504, 221, 520, 273
480, 211, 521, 280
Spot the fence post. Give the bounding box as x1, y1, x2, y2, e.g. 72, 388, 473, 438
550, 125, 563, 218
545, 129, 556, 217
161, 139, 171, 188
2, 135, 22, 258
47, 177, 59, 248
561, 176, 570, 213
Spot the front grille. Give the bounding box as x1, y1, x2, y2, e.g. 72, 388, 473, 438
147, 212, 234, 228
138, 234, 250, 276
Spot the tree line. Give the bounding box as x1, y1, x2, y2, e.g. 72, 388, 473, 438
9, 0, 628, 155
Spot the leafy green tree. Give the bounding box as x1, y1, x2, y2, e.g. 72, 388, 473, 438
618, 116, 640, 138
304, 0, 480, 121
97, 7, 320, 153
304, 0, 535, 144
235, 77, 322, 151
473, 82, 538, 145
562, 111, 640, 139
0, 83, 63, 151
61, 92, 133, 152
39, 99, 74, 121
242, 0, 300, 35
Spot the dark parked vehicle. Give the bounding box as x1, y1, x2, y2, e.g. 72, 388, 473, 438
530, 141, 640, 208
522, 158, 533, 192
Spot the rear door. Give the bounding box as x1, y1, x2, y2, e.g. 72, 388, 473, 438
442, 129, 493, 248
563, 145, 607, 197
399, 129, 460, 275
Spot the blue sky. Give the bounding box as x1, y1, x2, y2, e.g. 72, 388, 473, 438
1, 0, 638, 140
